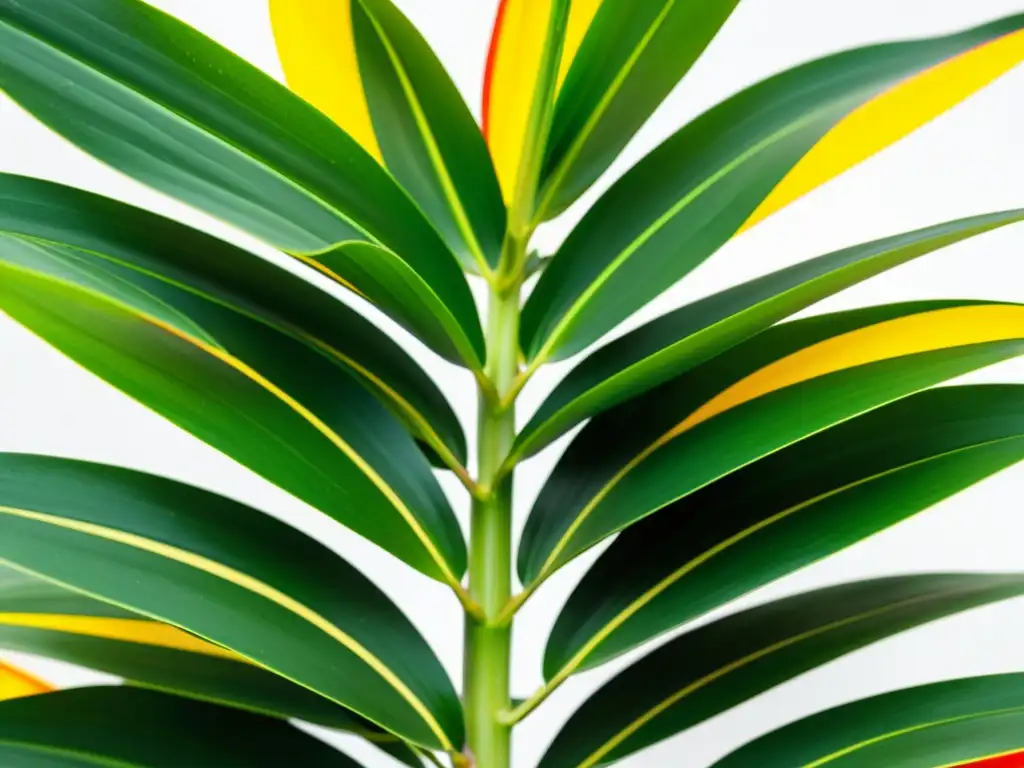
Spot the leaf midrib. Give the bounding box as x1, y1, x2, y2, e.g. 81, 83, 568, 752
0, 261, 462, 588
0, 505, 453, 751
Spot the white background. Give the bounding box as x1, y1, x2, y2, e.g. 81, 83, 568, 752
2, 1, 1024, 766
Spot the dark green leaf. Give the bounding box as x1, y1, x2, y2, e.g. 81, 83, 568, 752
0, 455, 464, 750
546, 385, 1024, 678
0, 239, 466, 583
0, 173, 467, 468
353, 0, 506, 273
0, 0, 483, 365
713, 674, 1024, 768
539, 575, 1024, 768
0, 564, 393, 734
539, 0, 742, 218
514, 210, 1024, 460
0, 686, 364, 766
521, 14, 1024, 363
519, 301, 1024, 585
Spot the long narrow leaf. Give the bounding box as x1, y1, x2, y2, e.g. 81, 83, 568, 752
0, 686, 365, 766
713, 675, 1024, 768
546, 385, 1024, 679
514, 210, 1024, 460
0, 0, 483, 366
0, 174, 467, 468
539, 576, 1024, 768
521, 15, 1024, 363
0, 455, 464, 750
519, 301, 1024, 585
538, 0, 743, 218
0, 240, 466, 584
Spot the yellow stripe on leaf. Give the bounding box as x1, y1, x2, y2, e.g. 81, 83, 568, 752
0, 660, 51, 701
557, 0, 604, 89
741, 28, 1024, 232
0, 614, 241, 661
484, 0, 604, 200
269, 0, 382, 161
676, 304, 1024, 436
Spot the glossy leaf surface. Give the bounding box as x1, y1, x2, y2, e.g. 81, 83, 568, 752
515, 210, 1024, 460
0, 563, 385, 733
0, 686, 365, 766
713, 674, 1024, 768
0, 0, 483, 365
540, 575, 1024, 768
0, 173, 467, 467
538, 0, 743, 218
546, 385, 1024, 679
520, 301, 1024, 584
0, 455, 463, 750
521, 15, 1024, 363
0, 237, 466, 583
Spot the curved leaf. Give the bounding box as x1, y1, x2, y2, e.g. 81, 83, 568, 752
519, 301, 1024, 585
538, 0, 743, 219
521, 14, 1024, 363
0, 455, 464, 750
353, 0, 505, 272
538, 575, 1024, 768
713, 675, 1024, 768
0, 173, 467, 469
305, 241, 483, 367
0, 239, 466, 584
271, 0, 505, 274
0, 0, 483, 366
0, 686, 364, 766
546, 385, 1024, 680
0, 660, 50, 701
482, 0, 570, 205
515, 209, 1024, 460
0, 563, 386, 734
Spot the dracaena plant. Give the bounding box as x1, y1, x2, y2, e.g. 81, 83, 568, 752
1, 0, 1024, 766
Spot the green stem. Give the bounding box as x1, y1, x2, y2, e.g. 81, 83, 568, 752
464, 256, 522, 768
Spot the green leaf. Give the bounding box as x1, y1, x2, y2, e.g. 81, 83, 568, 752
521, 14, 1024, 363
538, 575, 1024, 768
518, 301, 1024, 585
0, 0, 483, 366
0, 564, 406, 738
352, 0, 506, 273
514, 210, 1024, 461
0, 173, 467, 469
713, 674, 1024, 768
308, 241, 484, 367
0, 686, 364, 766
0, 238, 466, 584
0, 455, 464, 751
538, 0, 742, 219
545, 385, 1024, 680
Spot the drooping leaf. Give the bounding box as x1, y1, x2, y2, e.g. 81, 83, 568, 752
0, 239, 466, 584
0, 173, 467, 469
514, 210, 1024, 460
539, 575, 1024, 768
0, 563, 388, 733
0, 660, 50, 701
546, 385, 1024, 680
482, 0, 571, 205
537, 0, 743, 219
0, 686, 365, 766
521, 15, 1024, 363
519, 301, 1024, 585
713, 674, 1024, 768
0, 0, 483, 366
0, 455, 464, 750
